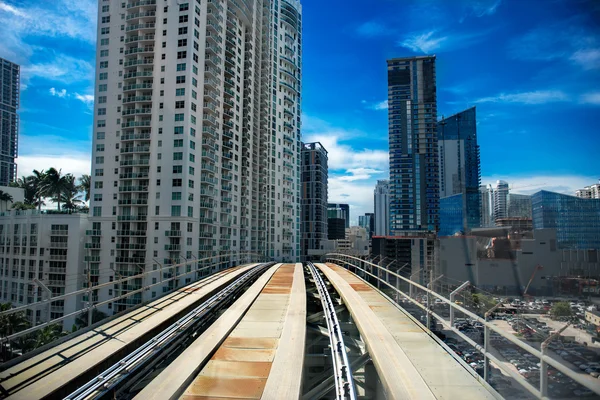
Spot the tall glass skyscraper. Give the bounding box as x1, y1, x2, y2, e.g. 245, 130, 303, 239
438, 107, 480, 233
532, 190, 600, 249
0, 57, 19, 186
387, 56, 438, 234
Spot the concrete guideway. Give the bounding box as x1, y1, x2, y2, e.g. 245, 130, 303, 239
0, 264, 259, 400
134, 263, 306, 400
315, 262, 499, 400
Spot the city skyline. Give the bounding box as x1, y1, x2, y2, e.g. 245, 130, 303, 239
0, 0, 599, 224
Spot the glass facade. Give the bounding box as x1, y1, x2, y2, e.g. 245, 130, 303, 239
0, 57, 19, 186
439, 194, 464, 236
532, 190, 600, 249
437, 107, 480, 232
387, 56, 439, 233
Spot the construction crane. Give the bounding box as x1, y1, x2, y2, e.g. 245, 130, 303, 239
523, 264, 543, 299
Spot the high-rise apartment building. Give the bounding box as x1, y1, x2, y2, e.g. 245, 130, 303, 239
387, 56, 439, 234
300, 142, 327, 260
374, 179, 390, 236
576, 180, 600, 199
479, 184, 494, 227
493, 180, 509, 222
88, 0, 302, 314
0, 210, 88, 328
438, 107, 480, 233
0, 57, 19, 186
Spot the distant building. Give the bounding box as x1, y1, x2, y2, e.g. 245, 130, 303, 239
319, 226, 370, 257
301, 142, 328, 261
328, 218, 346, 240
507, 193, 532, 218
374, 180, 390, 236
576, 180, 600, 199
532, 190, 600, 249
387, 56, 439, 234
493, 180, 509, 222
366, 212, 374, 239
0, 57, 19, 186
371, 235, 437, 283
438, 107, 480, 232
480, 184, 494, 227
358, 213, 374, 238
0, 210, 89, 328
439, 193, 464, 236
327, 203, 349, 228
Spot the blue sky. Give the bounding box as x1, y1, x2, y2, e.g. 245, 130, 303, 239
0, 0, 599, 223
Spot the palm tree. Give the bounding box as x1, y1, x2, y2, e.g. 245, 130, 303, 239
0, 303, 30, 337
78, 174, 91, 202
31, 170, 46, 210
56, 175, 83, 212
10, 176, 36, 205
38, 168, 69, 211
33, 324, 63, 348
0, 190, 13, 212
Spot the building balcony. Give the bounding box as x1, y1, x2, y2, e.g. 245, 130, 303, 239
125, 11, 156, 21
50, 229, 69, 236
126, 0, 157, 9
123, 95, 152, 104
86, 230, 102, 236
121, 120, 151, 128
122, 108, 152, 116
117, 215, 147, 221
116, 243, 146, 250
117, 230, 146, 236
84, 243, 101, 249
125, 22, 156, 32
49, 254, 68, 261
49, 242, 68, 248
165, 230, 182, 237
124, 34, 155, 44
120, 146, 150, 154
121, 132, 151, 140
118, 185, 149, 192
164, 244, 181, 251
120, 159, 150, 166
123, 46, 155, 55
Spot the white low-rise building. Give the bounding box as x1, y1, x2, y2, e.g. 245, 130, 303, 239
0, 210, 88, 328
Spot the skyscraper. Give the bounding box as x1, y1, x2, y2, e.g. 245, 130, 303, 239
327, 203, 349, 228
493, 180, 509, 222
507, 193, 532, 218
374, 179, 389, 236
438, 107, 480, 233
387, 56, 439, 234
88, 0, 302, 313
301, 142, 327, 260
479, 184, 494, 227
0, 57, 19, 186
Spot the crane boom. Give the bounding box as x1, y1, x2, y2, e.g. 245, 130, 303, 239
524, 264, 543, 297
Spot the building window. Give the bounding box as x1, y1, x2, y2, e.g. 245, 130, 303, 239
172, 192, 182, 200
176, 88, 185, 96
175, 101, 185, 109
99, 61, 108, 68
179, 15, 188, 23
97, 108, 106, 115
173, 165, 183, 173
174, 139, 183, 147
98, 96, 107, 103
188, 206, 193, 217
178, 39, 187, 47
175, 113, 184, 121
101, 16, 110, 23
98, 84, 107, 92
96, 132, 105, 140
177, 51, 187, 59
172, 179, 182, 187
93, 207, 102, 217
176, 75, 186, 84
178, 27, 188, 35
99, 72, 108, 80
176, 63, 186, 71
174, 126, 184, 134
171, 206, 181, 216
173, 152, 183, 160
100, 49, 109, 57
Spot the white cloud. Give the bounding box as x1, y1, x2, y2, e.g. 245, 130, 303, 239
474, 90, 570, 105
400, 30, 448, 53
22, 54, 94, 84
580, 92, 600, 105
570, 48, 600, 70
16, 155, 91, 180
399, 29, 490, 53
0, 2, 25, 17
75, 93, 95, 105
338, 168, 385, 182
368, 100, 388, 110
481, 175, 599, 196
467, 0, 502, 17
49, 87, 67, 98
328, 176, 380, 226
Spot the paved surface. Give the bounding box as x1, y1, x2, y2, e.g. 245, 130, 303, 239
0, 265, 256, 400
179, 263, 305, 400
318, 263, 497, 400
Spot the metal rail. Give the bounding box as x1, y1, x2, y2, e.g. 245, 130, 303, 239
64, 262, 274, 400
306, 262, 357, 400
325, 254, 600, 398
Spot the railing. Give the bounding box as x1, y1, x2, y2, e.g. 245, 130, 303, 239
0, 253, 268, 344
324, 253, 600, 399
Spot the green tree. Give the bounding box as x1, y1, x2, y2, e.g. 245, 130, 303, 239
0, 190, 13, 212
31, 169, 47, 210
38, 168, 70, 211
471, 293, 496, 311
57, 175, 83, 211
78, 174, 91, 202
33, 324, 63, 348
0, 303, 30, 337
550, 301, 572, 318
10, 175, 37, 206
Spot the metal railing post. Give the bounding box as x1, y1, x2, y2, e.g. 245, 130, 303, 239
426, 275, 444, 331
409, 268, 422, 299
483, 301, 504, 381
541, 323, 570, 396
33, 279, 52, 325
449, 281, 470, 327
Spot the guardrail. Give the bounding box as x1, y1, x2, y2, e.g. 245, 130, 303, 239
324, 253, 600, 399
0, 252, 267, 344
